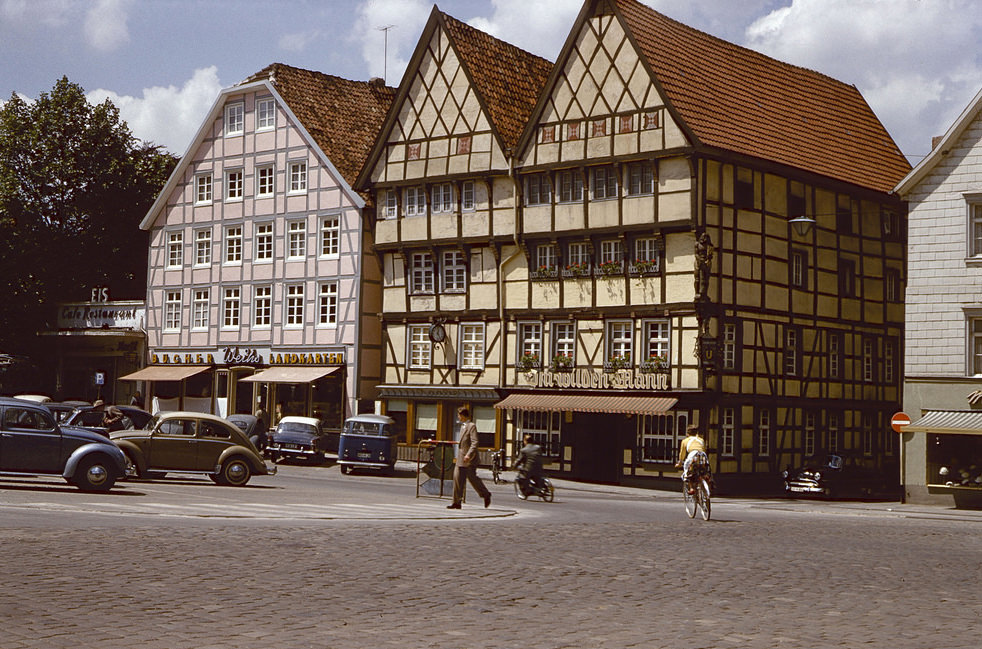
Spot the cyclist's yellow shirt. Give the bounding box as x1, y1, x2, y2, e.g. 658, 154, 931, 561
681, 435, 706, 455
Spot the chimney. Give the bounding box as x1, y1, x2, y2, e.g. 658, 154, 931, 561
369, 77, 386, 88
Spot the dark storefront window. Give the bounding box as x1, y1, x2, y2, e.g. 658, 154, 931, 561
638, 411, 688, 463
518, 410, 561, 457
927, 434, 982, 488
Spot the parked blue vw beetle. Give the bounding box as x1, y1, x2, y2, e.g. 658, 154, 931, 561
337, 414, 397, 475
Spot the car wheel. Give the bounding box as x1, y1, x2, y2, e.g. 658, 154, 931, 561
72, 455, 117, 492
218, 457, 251, 486
340, 464, 351, 475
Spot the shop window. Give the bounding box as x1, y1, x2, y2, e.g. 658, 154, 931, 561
971, 318, 982, 376
927, 434, 982, 486
473, 406, 495, 448
518, 410, 560, 457
639, 411, 687, 463
414, 403, 437, 443
385, 399, 408, 444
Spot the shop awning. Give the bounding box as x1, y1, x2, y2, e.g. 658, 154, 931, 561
904, 410, 982, 436
377, 385, 501, 402
238, 366, 341, 383
119, 366, 210, 381
494, 393, 677, 415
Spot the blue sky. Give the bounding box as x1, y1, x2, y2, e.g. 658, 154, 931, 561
3, 0, 981, 165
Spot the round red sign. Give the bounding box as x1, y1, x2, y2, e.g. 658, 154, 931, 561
891, 411, 911, 432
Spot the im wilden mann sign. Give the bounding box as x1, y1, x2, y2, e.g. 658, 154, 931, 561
522, 368, 670, 390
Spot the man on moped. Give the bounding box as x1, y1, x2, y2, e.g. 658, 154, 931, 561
514, 434, 543, 493
675, 425, 708, 494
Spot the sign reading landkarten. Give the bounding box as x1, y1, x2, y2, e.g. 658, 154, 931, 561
520, 369, 670, 390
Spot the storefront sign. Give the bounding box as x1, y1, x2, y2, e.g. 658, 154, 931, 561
150, 347, 345, 367
58, 302, 145, 330
520, 369, 670, 391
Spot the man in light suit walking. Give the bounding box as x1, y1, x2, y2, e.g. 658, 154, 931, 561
448, 406, 492, 509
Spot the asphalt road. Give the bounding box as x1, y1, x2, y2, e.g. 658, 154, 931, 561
1, 462, 979, 649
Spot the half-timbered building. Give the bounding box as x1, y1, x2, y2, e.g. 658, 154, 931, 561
135, 64, 394, 427
362, 0, 910, 490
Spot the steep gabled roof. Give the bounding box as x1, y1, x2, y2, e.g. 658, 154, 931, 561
439, 12, 553, 152
894, 85, 982, 196
612, 0, 909, 193
242, 63, 396, 189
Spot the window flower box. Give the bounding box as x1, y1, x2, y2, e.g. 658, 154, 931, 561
629, 259, 659, 277
530, 265, 559, 280
518, 352, 540, 371
604, 354, 632, 371
551, 353, 574, 372
639, 355, 669, 372
595, 260, 623, 277
562, 263, 591, 278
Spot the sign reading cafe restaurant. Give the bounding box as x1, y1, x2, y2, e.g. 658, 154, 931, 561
149, 347, 346, 367
522, 368, 670, 390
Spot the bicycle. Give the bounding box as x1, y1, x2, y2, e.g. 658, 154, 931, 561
682, 461, 712, 521
490, 448, 505, 484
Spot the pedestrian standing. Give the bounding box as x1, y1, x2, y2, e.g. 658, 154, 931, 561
448, 406, 491, 509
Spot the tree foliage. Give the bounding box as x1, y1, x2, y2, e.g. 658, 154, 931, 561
0, 77, 177, 353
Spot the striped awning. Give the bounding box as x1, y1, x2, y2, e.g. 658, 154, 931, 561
904, 410, 982, 436
495, 393, 677, 415
238, 366, 340, 383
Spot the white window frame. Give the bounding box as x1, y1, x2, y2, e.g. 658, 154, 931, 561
431, 183, 454, 213
599, 239, 623, 265
194, 229, 211, 266
255, 222, 273, 262
552, 321, 576, 364
459, 323, 485, 370
256, 165, 274, 197
785, 328, 798, 376
592, 165, 618, 200
969, 197, 982, 257
164, 291, 181, 331
757, 409, 771, 457
288, 161, 307, 193
720, 408, 735, 456
224, 102, 244, 136
382, 189, 398, 219
606, 320, 633, 366
408, 325, 432, 369
627, 162, 653, 195
256, 97, 276, 130
804, 412, 816, 456
195, 174, 213, 204
319, 215, 340, 258
317, 282, 337, 327
567, 242, 590, 268
404, 186, 426, 217
461, 181, 475, 211
828, 413, 839, 454
643, 319, 670, 366
536, 244, 558, 271
442, 250, 466, 293
885, 340, 895, 383
225, 169, 243, 202
285, 284, 305, 328
524, 173, 552, 206
253, 285, 272, 328
863, 338, 875, 382
224, 225, 243, 264
557, 169, 583, 203
722, 322, 737, 370
166, 231, 183, 268
287, 220, 306, 259
829, 332, 840, 378
634, 238, 661, 273
519, 322, 542, 367
410, 252, 434, 294
222, 287, 240, 329
192, 289, 209, 330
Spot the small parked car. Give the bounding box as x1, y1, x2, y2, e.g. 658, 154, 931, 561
0, 396, 128, 492
783, 454, 888, 499
64, 405, 152, 436
110, 411, 275, 486
267, 416, 329, 464
337, 414, 398, 475
45, 400, 89, 424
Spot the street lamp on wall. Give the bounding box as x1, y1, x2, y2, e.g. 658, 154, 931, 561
789, 215, 816, 237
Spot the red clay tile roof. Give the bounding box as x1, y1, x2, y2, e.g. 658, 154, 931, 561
615, 0, 910, 193
242, 64, 396, 191
439, 12, 553, 152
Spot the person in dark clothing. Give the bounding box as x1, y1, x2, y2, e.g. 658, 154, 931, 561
514, 434, 543, 493
102, 406, 126, 432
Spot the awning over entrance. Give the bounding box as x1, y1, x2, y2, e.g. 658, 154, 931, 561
238, 366, 340, 383
119, 365, 210, 381
377, 384, 501, 402
904, 410, 982, 435
495, 393, 677, 415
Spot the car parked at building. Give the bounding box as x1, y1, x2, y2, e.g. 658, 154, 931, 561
0, 396, 128, 492
110, 411, 275, 486
267, 416, 330, 464
64, 405, 152, 436
783, 454, 893, 499
337, 414, 398, 475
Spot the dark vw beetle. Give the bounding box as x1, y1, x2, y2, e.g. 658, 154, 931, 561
337, 414, 397, 475
783, 454, 889, 499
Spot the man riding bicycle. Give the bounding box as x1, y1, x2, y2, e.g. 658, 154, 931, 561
675, 425, 709, 494
514, 434, 544, 493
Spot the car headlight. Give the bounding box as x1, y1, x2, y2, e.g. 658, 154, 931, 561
814, 472, 822, 480
782, 470, 788, 479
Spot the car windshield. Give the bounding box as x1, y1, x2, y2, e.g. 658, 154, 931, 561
279, 422, 316, 435
344, 420, 383, 436
827, 455, 843, 470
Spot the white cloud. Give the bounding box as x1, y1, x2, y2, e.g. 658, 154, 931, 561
353, 0, 432, 84
83, 0, 131, 52
0, 0, 73, 27
467, 0, 580, 61
87, 67, 223, 154
279, 29, 321, 53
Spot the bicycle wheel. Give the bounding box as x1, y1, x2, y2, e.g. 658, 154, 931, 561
492, 465, 501, 484
698, 478, 712, 521
683, 481, 696, 518
514, 479, 528, 500
542, 481, 555, 502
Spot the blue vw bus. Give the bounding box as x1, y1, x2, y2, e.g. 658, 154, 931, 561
337, 414, 398, 475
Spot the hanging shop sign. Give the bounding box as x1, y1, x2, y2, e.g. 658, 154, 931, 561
519, 368, 670, 391
58, 302, 145, 330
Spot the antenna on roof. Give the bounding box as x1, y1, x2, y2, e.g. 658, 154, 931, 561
376, 24, 395, 84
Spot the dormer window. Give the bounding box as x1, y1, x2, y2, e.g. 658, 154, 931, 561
224, 103, 244, 136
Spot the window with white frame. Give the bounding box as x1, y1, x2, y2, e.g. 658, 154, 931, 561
785, 328, 799, 376
552, 322, 575, 363
720, 408, 735, 456
627, 162, 653, 195
461, 181, 475, 211
459, 323, 484, 369
253, 285, 271, 327
536, 243, 558, 271
639, 412, 687, 463
970, 198, 982, 256
804, 412, 816, 456
287, 220, 306, 259
518, 410, 561, 457
567, 241, 590, 270
592, 165, 618, 199
382, 189, 397, 219
757, 409, 771, 457
225, 170, 243, 201
224, 102, 244, 136
557, 169, 583, 203
885, 339, 896, 384
255, 222, 273, 261
289, 161, 307, 193
828, 332, 841, 378
431, 183, 453, 213
225, 226, 242, 264
828, 413, 839, 453
195, 174, 212, 204
410, 252, 434, 294
256, 97, 275, 130
318, 282, 337, 326
863, 338, 875, 382
320, 216, 340, 257
519, 322, 542, 367
634, 237, 661, 273
442, 250, 466, 293
167, 232, 183, 268
192, 289, 209, 330
885, 268, 900, 302
256, 166, 274, 197
404, 186, 426, 216
222, 287, 240, 328
285, 284, 304, 327
194, 229, 211, 266
643, 320, 670, 366
524, 173, 552, 205
408, 325, 431, 369
599, 239, 622, 265
164, 291, 181, 331
791, 250, 807, 288
607, 320, 633, 366
722, 322, 737, 370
